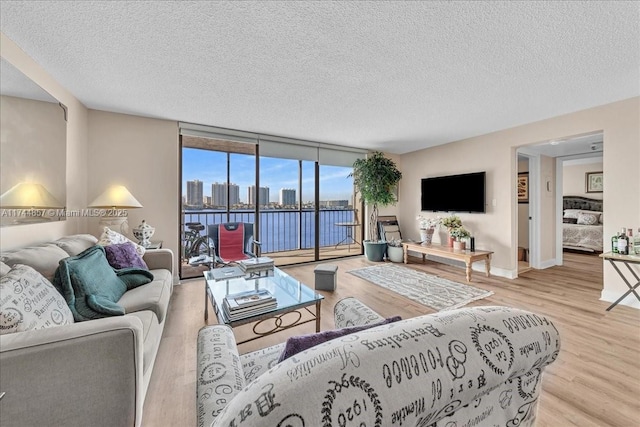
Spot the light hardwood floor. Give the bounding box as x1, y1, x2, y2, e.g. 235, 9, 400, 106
142, 252, 640, 427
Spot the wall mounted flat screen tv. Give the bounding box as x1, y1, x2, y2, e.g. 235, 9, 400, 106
421, 171, 486, 213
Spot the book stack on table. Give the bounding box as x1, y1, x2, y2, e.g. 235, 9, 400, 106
238, 257, 275, 275
222, 288, 277, 321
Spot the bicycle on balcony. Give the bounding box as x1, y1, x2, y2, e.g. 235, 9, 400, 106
182, 222, 212, 265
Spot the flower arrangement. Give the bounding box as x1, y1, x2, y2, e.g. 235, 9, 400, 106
441, 215, 462, 230
416, 215, 442, 230
449, 226, 470, 240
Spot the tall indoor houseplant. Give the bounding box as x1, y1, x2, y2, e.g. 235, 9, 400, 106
350, 151, 402, 261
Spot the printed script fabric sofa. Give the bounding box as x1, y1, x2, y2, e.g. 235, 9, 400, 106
0, 234, 174, 427
197, 297, 560, 427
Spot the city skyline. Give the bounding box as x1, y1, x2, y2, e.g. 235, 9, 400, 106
182, 148, 354, 204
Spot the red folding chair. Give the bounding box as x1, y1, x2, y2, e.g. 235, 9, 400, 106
207, 222, 261, 267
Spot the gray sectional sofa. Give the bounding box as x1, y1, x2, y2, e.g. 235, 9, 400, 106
0, 234, 174, 427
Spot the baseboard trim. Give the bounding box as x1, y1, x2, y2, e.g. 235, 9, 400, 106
537, 258, 559, 269
600, 290, 640, 310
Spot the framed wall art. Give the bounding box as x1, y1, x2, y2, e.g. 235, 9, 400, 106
517, 172, 529, 203
585, 171, 603, 193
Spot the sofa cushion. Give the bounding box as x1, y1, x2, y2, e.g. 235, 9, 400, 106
104, 242, 148, 270
98, 227, 145, 257
117, 269, 171, 322
1, 243, 69, 283
277, 316, 402, 362
0, 264, 74, 334
54, 234, 99, 256
52, 246, 153, 321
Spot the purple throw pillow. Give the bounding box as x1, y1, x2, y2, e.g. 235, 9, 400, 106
278, 316, 402, 362
103, 242, 148, 270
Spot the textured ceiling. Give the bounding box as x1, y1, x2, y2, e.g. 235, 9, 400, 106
1, 1, 638, 154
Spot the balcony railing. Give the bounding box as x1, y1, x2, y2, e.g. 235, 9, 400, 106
182, 208, 358, 254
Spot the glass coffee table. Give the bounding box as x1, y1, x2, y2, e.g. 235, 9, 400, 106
204, 266, 324, 344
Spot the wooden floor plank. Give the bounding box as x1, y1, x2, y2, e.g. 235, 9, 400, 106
142, 252, 640, 427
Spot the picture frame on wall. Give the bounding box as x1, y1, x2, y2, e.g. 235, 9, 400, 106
585, 171, 603, 193
517, 172, 529, 203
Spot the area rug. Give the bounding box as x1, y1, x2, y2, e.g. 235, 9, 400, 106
347, 264, 493, 311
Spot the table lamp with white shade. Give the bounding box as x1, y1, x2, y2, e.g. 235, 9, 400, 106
88, 185, 142, 236
0, 182, 64, 224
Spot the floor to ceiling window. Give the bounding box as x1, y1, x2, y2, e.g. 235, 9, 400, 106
179, 123, 366, 279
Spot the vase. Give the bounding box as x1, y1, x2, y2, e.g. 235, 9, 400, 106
448, 235, 455, 247
453, 240, 466, 250
419, 228, 434, 244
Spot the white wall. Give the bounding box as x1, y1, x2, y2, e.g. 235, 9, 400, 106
87, 111, 179, 275
399, 97, 640, 308
563, 160, 604, 199
0, 32, 89, 249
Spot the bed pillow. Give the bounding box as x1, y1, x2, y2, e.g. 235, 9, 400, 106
278, 316, 402, 362
98, 227, 146, 257
104, 242, 148, 270
577, 212, 599, 225
563, 209, 582, 219
563, 217, 578, 224
0, 264, 74, 334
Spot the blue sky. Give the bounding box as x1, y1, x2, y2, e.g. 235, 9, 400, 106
182, 148, 353, 203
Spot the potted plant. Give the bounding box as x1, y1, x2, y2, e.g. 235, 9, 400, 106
350, 151, 402, 261
416, 215, 441, 244
441, 215, 462, 247
386, 238, 404, 263
450, 226, 470, 250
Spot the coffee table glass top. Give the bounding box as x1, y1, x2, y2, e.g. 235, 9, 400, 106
204, 267, 323, 326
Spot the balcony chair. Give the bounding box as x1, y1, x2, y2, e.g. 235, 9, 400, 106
207, 222, 261, 268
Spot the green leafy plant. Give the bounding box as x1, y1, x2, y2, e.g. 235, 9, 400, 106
449, 226, 470, 240
350, 151, 402, 241
441, 215, 462, 230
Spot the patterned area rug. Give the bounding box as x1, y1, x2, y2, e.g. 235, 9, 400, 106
348, 264, 494, 311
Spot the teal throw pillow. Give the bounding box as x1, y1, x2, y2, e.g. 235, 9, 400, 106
53, 245, 153, 321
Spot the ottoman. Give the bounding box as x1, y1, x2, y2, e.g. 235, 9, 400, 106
314, 264, 338, 291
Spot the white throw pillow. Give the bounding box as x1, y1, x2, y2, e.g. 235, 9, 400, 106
0, 264, 74, 335
577, 212, 599, 225
98, 227, 145, 257
563, 209, 582, 219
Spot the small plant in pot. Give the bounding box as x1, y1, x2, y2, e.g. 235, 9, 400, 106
450, 226, 471, 250
441, 215, 462, 246
386, 238, 404, 263
350, 151, 402, 262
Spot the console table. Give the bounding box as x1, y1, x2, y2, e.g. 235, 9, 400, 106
599, 252, 640, 311
402, 242, 493, 283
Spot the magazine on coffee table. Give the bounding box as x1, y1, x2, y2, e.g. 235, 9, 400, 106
224, 288, 275, 310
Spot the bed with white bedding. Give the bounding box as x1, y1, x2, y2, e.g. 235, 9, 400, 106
562, 196, 603, 253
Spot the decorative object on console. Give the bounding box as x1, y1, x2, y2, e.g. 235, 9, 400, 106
0, 182, 64, 224
416, 214, 441, 244
88, 185, 142, 237
132, 219, 155, 247
450, 226, 471, 250
441, 215, 462, 247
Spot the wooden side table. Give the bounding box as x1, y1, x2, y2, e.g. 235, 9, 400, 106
599, 252, 640, 311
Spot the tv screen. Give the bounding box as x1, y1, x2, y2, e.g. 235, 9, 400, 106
421, 172, 486, 213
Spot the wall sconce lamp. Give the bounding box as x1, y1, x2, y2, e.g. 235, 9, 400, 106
0, 182, 64, 224
88, 185, 142, 236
